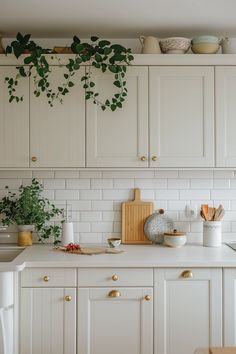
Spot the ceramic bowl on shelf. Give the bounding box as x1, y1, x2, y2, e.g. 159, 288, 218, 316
192, 35, 219, 45
191, 43, 220, 54
164, 229, 187, 248
159, 37, 191, 54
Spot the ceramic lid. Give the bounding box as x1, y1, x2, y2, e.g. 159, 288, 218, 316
164, 229, 186, 236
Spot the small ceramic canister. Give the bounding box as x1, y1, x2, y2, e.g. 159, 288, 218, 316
203, 221, 221, 247
164, 229, 187, 248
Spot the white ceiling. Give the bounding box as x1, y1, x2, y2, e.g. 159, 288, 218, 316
1, 0, 236, 38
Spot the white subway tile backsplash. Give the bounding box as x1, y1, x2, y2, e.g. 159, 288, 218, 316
66, 179, 90, 189
1, 169, 236, 244
213, 179, 230, 189
91, 222, 113, 232
92, 201, 113, 210
114, 179, 134, 189
91, 179, 113, 189
180, 190, 210, 200
103, 189, 133, 200
135, 179, 167, 189
80, 190, 102, 200
55, 190, 79, 200
155, 190, 179, 200
190, 179, 213, 189
80, 212, 102, 221
43, 179, 65, 190
168, 179, 189, 189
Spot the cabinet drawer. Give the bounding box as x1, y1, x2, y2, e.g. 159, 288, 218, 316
21, 268, 77, 287
78, 268, 153, 287
154, 268, 214, 282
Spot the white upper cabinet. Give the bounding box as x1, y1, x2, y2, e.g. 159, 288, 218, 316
0, 67, 29, 167
149, 66, 214, 167
216, 67, 236, 167
86, 66, 149, 167
30, 67, 85, 168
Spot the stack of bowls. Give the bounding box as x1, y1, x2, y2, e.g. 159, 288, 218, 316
191, 36, 220, 54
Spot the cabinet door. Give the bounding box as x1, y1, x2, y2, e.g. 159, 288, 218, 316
216, 67, 236, 167
86, 67, 148, 167
154, 268, 222, 354
30, 67, 85, 167
78, 287, 153, 354
0, 67, 29, 167
224, 268, 236, 345
20, 288, 76, 354
149, 67, 214, 167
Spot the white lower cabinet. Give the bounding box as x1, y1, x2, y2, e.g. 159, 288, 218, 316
154, 268, 222, 354
77, 287, 153, 354
20, 288, 76, 354
223, 268, 236, 345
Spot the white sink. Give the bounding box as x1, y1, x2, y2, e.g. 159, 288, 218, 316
0, 247, 24, 262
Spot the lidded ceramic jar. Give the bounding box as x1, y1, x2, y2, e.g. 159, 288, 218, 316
144, 209, 174, 244
164, 229, 187, 248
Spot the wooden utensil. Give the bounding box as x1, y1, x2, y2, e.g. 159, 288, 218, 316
201, 204, 209, 220
208, 207, 216, 221
122, 188, 154, 244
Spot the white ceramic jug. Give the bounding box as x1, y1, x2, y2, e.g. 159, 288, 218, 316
139, 36, 161, 54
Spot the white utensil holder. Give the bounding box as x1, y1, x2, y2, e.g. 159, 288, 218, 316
203, 221, 222, 247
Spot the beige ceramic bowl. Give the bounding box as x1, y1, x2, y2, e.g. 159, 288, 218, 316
107, 238, 121, 248
160, 37, 191, 54
191, 43, 220, 54
164, 229, 187, 248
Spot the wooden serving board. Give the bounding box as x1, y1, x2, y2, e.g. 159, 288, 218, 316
122, 188, 154, 244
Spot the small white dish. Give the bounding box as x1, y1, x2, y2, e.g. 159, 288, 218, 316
107, 238, 121, 248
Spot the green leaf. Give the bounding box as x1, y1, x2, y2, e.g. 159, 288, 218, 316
109, 65, 118, 73
114, 80, 121, 88
24, 56, 32, 65
111, 104, 116, 111
68, 81, 74, 87
73, 35, 81, 43
16, 32, 24, 42
98, 40, 111, 47
91, 36, 99, 42
90, 82, 95, 87
64, 74, 69, 79
19, 67, 26, 77
95, 53, 102, 62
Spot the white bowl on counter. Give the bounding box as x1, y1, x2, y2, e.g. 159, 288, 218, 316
164, 230, 187, 248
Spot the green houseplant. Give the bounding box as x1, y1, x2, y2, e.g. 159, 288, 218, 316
5, 33, 134, 111
0, 179, 63, 244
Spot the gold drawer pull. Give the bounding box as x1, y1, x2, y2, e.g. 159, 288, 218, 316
108, 290, 121, 298
140, 156, 147, 161
152, 156, 158, 161
43, 275, 50, 282
31, 156, 37, 162
112, 274, 118, 281
64, 295, 72, 302
145, 295, 151, 301
181, 270, 193, 279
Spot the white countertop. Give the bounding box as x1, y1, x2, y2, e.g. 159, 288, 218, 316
2, 243, 236, 271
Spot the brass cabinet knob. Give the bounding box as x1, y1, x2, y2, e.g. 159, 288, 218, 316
108, 290, 121, 298
181, 270, 193, 279
140, 156, 147, 161
112, 274, 118, 281
152, 156, 158, 161
145, 295, 151, 301
43, 275, 50, 282
31, 156, 37, 162
64, 295, 72, 302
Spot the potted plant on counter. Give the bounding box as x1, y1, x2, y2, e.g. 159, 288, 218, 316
0, 179, 63, 245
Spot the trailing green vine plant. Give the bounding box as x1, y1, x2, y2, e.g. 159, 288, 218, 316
5, 33, 134, 111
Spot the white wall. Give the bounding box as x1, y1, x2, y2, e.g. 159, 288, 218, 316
0, 169, 235, 244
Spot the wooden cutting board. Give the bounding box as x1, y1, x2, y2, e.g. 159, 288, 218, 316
122, 188, 154, 244
210, 348, 236, 354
